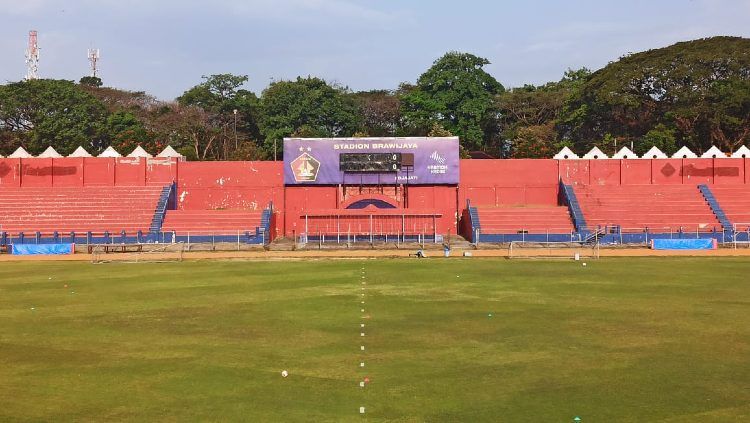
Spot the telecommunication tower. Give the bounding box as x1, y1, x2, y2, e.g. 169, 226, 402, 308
88, 48, 100, 77
25, 30, 40, 80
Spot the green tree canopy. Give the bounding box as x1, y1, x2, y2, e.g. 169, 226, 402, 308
259, 77, 360, 158
349, 90, 401, 137
79, 76, 103, 87
178, 74, 262, 143
497, 68, 590, 157
400, 52, 504, 151
560, 36, 750, 155
0, 79, 108, 155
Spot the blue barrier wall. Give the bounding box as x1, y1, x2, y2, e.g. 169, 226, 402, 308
651, 239, 716, 250
12, 244, 74, 255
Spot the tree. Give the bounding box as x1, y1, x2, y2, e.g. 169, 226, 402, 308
510, 123, 557, 158
0, 79, 108, 155
155, 104, 222, 160
179, 74, 262, 158
350, 90, 401, 136
559, 37, 750, 153
259, 77, 360, 158
400, 52, 504, 150
497, 68, 590, 157
427, 122, 453, 137
79, 76, 103, 87
106, 111, 156, 154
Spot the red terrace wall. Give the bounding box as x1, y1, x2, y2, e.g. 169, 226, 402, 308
83, 158, 115, 186
460, 159, 559, 206
176, 161, 283, 212
283, 186, 339, 236
558, 158, 750, 186
0, 159, 21, 187
0, 157, 178, 187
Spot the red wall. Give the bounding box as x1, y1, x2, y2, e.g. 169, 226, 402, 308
0, 157, 178, 187
0, 159, 21, 187
460, 159, 559, 207
177, 161, 283, 212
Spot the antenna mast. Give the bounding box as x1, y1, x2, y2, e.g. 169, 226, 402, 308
88, 48, 100, 77
25, 30, 40, 80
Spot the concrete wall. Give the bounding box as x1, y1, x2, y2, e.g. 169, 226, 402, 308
0, 157, 178, 187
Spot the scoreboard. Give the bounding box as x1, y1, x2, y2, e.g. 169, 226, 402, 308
339, 153, 402, 172
284, 137, 459, 185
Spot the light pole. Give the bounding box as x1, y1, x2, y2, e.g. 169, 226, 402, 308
233, 109, 238, 151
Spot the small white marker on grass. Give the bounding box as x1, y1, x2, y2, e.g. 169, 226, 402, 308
361, 323, 365, 328
359, 381, 365, 387
359, 407, 365, 414
361, 332, 365, 337
361, 345, 365, 351
360, 362, 365, 367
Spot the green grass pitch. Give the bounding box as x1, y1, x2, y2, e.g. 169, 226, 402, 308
0, 258, 748, 421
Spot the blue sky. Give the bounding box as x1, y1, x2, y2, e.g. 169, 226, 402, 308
1, 0, 749, 100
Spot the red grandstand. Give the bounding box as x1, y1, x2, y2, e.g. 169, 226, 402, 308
1, 138, 749, 247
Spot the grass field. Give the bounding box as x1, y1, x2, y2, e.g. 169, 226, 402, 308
0, 258, 748, 422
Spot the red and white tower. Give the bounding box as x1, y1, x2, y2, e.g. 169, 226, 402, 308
88, 48, 100, 77
25, 30, 40, 80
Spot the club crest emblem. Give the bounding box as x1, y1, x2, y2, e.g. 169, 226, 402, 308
290, 152, 321, 182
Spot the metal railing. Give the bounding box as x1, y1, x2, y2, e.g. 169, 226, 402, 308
0, 228, 267, 251
297, 228, 443, 249
473, 224, 731, 246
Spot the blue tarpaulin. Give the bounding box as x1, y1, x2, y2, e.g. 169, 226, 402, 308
11, 244, 75, 255
651, 239, 716, 250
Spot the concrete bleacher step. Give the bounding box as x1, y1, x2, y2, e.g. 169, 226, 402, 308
576, 184, 720, 232
475, 205, 576, 234
0, 185, 165, 234
161, 209, 264, 234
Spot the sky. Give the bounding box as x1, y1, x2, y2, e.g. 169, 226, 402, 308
1, 0, 749, 100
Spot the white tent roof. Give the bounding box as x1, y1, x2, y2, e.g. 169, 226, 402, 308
68, 146, 93, 157
701, 145, 726, 158
156, 145, 184, 158
553, 146, 579, 160
731, 145, 750, 158
8, 146, 33, 158
641, 146, 668, 159
612, 146, 637, 159
582, 146, 609, 159
98, 146, 122, 158
127, 145, 153, 158
37, 146, 63, 158
672, 146, 697, 159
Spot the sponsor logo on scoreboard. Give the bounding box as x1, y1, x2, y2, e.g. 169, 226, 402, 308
428, 150, 448, 174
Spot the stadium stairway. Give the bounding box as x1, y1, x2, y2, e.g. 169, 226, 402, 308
560, 183, 588, 233
149, 184, 175, 233
467, 204, 480, 242
697, 185, 733, 233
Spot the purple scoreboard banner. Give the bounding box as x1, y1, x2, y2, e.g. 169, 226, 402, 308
283, 137, 460, 185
